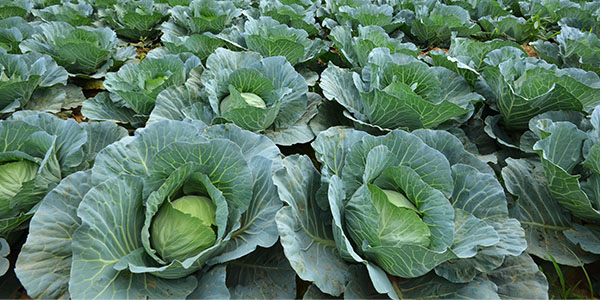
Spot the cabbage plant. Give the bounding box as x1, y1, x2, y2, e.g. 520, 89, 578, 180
255, 0, 321, 37
273, 127, 544, 298
98, 0, 170, 41
200, 48, 317, 144
0, 0, 32, 19
479, 15, 539, 43
529, 109, 600, 254
0, 111, 127, 273
148, 47, 320, 145
448, 0, 511, 20
322, 0, 402, 33
164, 0, 242, 35
519, 0, 599, 34
102, 53, 200, 115
15, 120, 284, 299
19, 22, 136, 78
532, 25, 600, 74
219, 16, 328, 65
480, 46, 600, 130
31, 2, 94, 26
329, 25, 419, 68
0, 49, 68, 114
82, 53, 201, 125
426, 36, 524, 86
159, 0, 242, 61
399, 1, 480, 47
320, 48, 482, 131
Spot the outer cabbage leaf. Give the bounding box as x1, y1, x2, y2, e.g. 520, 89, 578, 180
274, 155, 355, 296
81, 92, 147, 127
75, 122, 125, 167
160, 32, 227, 61
23, 84, 86, 114
15, 171, 93, 299
188, 264, 229, 299
564, 224, 600, 255
186, 243, 297, 299
147, 84, 215, 125
225, 243, 296, 299
531, 115, 600, 224
411, 129, 494, 175
0, 238, 8, 277
392, 253, 548, 299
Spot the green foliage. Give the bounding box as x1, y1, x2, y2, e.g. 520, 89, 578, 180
7, 0, 600, 298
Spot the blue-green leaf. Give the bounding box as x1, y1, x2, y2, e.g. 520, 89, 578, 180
15, 171, 93, 299
275, 155, 353, 296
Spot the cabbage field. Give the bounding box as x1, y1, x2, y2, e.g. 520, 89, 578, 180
1, 0, 600, 298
